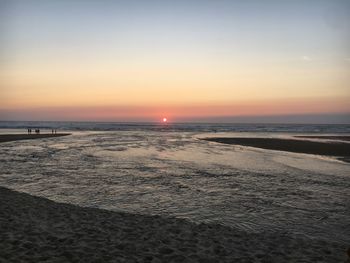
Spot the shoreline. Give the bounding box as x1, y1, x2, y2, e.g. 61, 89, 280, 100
0, 186, 348, 262
0, 134, 71, 143
202, 137, 350, 161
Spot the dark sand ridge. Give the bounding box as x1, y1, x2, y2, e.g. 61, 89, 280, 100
0, 134, 71, 143
202, 137, 350, 160
0, 186, 348, 262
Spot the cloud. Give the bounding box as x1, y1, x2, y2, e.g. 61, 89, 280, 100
301, 56, 311, 61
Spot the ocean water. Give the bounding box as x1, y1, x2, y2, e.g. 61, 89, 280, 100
1, 120, 350, 133
0, 122, 349, 245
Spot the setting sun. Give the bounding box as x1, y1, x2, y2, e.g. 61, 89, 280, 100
163, 118, 167, 123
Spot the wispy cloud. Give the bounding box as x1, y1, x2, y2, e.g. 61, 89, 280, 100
301, 55, 311, 61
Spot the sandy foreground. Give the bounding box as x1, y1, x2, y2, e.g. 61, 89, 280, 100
0, 187, 348, 262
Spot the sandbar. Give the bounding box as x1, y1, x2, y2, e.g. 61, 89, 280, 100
203, 137, 350, 159
294, 135, 350, 141
0, 134, 71, 143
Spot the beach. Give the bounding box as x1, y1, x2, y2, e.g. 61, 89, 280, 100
1, 128, 350, 262
3, 0, 350, 260
0, 186, 348, 262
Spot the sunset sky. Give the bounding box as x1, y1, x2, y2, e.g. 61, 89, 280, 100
1, 0, 349, 123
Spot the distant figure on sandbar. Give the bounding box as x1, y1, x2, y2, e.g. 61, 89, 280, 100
55, 129, 57, 134
27, 128, 30, 134
52, 129, 54, 134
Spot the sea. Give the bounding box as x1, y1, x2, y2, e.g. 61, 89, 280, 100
1, 120, 350, 133
0, 121, 349, 245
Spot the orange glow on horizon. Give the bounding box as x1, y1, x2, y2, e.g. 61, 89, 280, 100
1, 96, 349, 122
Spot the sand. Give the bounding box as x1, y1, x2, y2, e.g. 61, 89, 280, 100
0, 134, 71, 143
295, 135, 350, 141
203, 137, 350, 161
0, 186, 348, 262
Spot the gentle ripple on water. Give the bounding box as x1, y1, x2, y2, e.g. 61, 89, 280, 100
0, 131, 349, 244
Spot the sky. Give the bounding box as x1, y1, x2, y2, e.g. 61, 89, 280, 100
1, 0, 349, 123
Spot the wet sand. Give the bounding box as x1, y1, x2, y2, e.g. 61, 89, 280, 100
295, 135, 350, 141
203, 137, 350, 160
0, 134, 71, 143
0, 186, 348, 262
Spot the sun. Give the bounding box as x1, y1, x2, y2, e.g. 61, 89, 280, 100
162, 117, 167, 123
